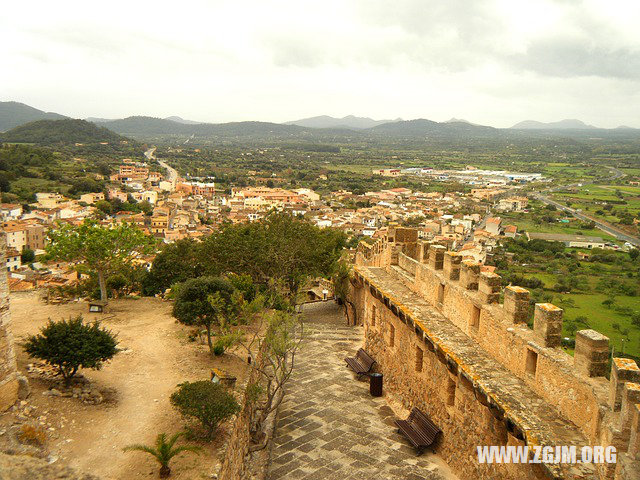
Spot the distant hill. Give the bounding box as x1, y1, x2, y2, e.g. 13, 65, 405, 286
369, 118, 498, 138
0, 101, 67, 132
85, 117, 113, 123
1, 119, 127, 144
511, 119, 597, 130
165, 116, 202, 125
285, 115, 397, 129
98, 116, 308, 139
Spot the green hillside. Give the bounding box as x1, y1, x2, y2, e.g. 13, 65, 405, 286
1, 119, 127, 145
0, 101, 67, 132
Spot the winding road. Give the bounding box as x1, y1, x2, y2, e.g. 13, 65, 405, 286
145, 146, 178, 186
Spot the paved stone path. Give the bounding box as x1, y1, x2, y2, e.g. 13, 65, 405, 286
268, 302, 453, 480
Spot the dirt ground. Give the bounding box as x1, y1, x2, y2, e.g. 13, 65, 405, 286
3, 291, 251, 480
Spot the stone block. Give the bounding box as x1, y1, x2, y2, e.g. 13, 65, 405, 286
629, 403, 640, 460
428, 245, 445, 270
610, 358, 640, 411
574, 329, 610, 377
503, 286, 530, 323
621, 383, 640, 442
443, 252, 461, 280
533, 303, 563, 348
460, 260, 480, 290
478, 272, 501, 304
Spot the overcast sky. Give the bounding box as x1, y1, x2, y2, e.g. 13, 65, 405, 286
2, 0, 639, 128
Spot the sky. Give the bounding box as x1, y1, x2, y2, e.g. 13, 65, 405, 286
1, 0, 639, 128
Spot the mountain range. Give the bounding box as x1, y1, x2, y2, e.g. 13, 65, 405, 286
1, 101, 638, 143
285, 115, 399, 129
510, 119, 597, 130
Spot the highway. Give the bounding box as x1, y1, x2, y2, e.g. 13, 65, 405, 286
144, 147, 178, 185
532, 192, 640, 248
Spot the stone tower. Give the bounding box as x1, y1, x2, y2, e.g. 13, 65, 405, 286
0, 233, 19, 411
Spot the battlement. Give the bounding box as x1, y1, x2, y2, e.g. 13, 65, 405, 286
351, 230, 640, 480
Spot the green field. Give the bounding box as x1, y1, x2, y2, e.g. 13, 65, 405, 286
558, 293, 640, 357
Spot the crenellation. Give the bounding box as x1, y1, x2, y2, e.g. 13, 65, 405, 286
478, 271, 501, 304
533, 303, 563, 348
620, 383, 640, 442
503, 286, 530, 323
629, 404, 640, 459
610, 358, 640, 412
428, 244, 446, 270
460, 260, 480, 290
443, 251, 461, 280
575, 329, 610, 378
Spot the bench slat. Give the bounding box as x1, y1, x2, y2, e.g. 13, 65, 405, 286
395, 408, 441, 453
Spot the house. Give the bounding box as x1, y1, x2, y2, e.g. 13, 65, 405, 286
526, 232, 606, 249
485, 217, 502, 235
372, 169, 401, 177
497, 197, 529, 212
5, 249, 21, 271
503, 225, 518, 238
0, 204, 23, 221
80, 192, 105, 204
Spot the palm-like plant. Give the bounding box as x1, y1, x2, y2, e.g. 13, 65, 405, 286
123, 432, 202, 478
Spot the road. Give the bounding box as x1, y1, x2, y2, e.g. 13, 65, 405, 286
529, 165, 640, 247
532, 193, 640, 247
144, 146, 178, 185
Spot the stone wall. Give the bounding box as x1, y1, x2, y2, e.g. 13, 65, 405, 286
219, 342, 269, 480
0, 233, 19, 412
351, 234, 640, 480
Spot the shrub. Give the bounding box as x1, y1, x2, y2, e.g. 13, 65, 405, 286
213, 342, 225, 356
18, 424, 47, 446
170, 381, 240, 438
23, 316, 118, 386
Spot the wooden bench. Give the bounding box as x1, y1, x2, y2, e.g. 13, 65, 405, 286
345, 348, 376, 376
395, 408, 441, 454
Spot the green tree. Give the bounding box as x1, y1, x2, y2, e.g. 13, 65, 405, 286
23, 316, 118, 386
170, 381, 240, 438
172, 276, 235, 354
123, 432, 201, 478
20, 248, 35, 264
200, 213, 345, 299
46, 219, 156, 302
142, 239, 204, 295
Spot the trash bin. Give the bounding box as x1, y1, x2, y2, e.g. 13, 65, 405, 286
369, 373, 383, 397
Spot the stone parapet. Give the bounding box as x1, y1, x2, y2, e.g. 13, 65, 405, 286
574, 329, 610, 378
503, 286, 530, 323
610, 358, 640, 412
460, 260, 480, 290
478, 271, 501, 304
533, 303, 563, 348
443, 251, 461, 280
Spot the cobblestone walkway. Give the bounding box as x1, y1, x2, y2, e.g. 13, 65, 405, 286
268, 302, 453, 480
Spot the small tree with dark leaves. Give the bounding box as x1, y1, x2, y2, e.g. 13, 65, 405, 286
23, 316, 118, 386
170, 381, 240, 439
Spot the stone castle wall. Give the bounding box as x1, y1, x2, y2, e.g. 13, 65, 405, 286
0, 233, 19, 411
351, 228, 640, 480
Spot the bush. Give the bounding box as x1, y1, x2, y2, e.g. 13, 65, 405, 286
18, 424, 47, 446
23, 316, 118, 386
213, 342, 225, 356
170, 381, 240, 438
